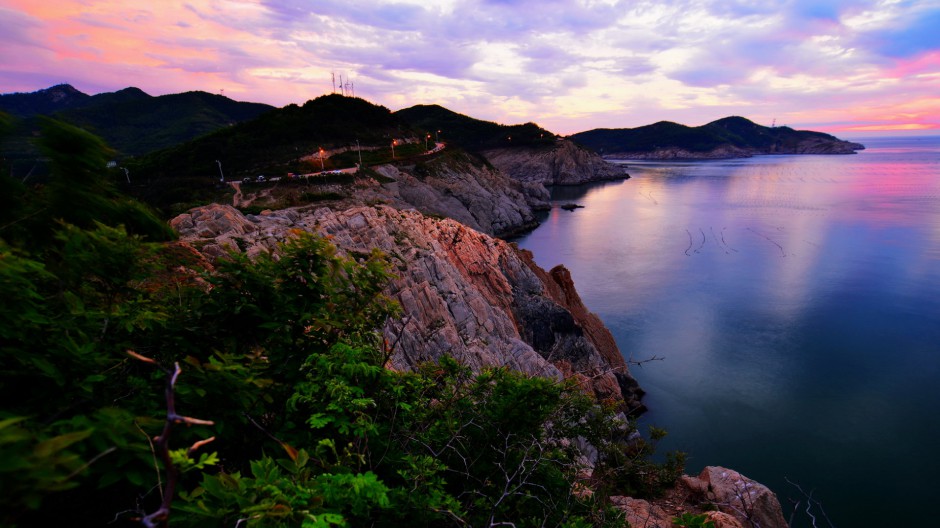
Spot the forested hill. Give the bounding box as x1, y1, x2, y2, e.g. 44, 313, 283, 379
570, 116, 865, 159
0, 84, 273, 156
129, 94, 417, 180
395, 104, 556, 151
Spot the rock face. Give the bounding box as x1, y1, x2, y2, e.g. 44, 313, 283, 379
170, 203, 643, 412
231, 143, 627, 238
482, 139, 627, 185
354, 158, 548, 238
612, 466, 788, 528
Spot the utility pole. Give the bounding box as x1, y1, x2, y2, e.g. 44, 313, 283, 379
318, 148, 325, 170
391, 139, 396, 159
356, 139, 363, 169
216, 160, 224, 182
332, 72, 336, 93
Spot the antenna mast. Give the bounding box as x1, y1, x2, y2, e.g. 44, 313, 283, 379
332, 72, 336, 93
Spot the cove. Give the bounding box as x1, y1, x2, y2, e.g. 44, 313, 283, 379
513, 136, 940, 527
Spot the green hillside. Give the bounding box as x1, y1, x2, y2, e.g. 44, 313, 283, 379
395, 104, 556, 151
57, 89, 273, 156
125, 94, 428, 213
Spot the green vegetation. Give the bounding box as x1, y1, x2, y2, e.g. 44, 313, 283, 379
1, 117, 685, 527
673, 513, 716, 528
569, 116, 850, 155
395, 104, 557, 151
123, 95, 431, 214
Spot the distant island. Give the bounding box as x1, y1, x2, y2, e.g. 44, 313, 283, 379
569, 116, 865, 159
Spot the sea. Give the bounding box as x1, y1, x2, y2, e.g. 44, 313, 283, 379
512, 136, 940, 527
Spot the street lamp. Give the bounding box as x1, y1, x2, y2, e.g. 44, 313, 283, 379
318, 148, 325, 171
425, 133, 430, 151
215, 160, 224, 182
356, 139, 363, 169
436, 129, 441, 142
391, 139, 397, 159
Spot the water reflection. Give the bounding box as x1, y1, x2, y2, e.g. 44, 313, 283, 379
518, 138, 940, 527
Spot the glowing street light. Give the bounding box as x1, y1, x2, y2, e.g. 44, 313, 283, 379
425, 133, 430, 151
318, 147, 325, 171
391, 139, 397, 159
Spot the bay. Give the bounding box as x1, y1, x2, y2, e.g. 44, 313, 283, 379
513, 136, 940, 527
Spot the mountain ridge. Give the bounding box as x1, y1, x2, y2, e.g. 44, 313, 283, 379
570, 116, 864, 159
0, 84, 273, 156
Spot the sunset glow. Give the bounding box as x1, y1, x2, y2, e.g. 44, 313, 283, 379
1, 0, 938, 135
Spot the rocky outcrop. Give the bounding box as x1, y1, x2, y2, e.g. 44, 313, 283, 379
612, 466, 788, 528
482, 139, 627, 185
776, 136, 865, 154
354, 158, 548, 238
239, 151, 549, 238
170, 204, 789, 521
170, 203, 643, 411
232, 141, 628, 238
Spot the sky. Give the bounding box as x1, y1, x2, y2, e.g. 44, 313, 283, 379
1, 0, 938, 136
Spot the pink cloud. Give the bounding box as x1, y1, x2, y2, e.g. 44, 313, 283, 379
884, 50, 940, 79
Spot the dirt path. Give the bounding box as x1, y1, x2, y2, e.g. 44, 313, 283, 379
230, 181, 243, 207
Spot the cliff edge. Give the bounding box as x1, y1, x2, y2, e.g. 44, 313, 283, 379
482, 139, 628, 185
171, 203, 644, 412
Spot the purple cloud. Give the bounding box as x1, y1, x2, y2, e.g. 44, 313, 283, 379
0, 7, 47, 50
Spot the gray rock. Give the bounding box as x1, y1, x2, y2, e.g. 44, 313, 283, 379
482, 139, 628, 186
171, 203, 642, 411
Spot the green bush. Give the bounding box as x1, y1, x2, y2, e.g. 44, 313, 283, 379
1, 120, 684, 527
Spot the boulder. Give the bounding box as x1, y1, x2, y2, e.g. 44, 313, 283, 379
693, 466, 788, 528
610, 466, 788, 528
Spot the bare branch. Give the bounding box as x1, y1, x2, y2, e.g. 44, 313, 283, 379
128, 352, 214, 528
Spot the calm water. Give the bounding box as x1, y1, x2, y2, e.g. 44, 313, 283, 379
514, 136, 940, 527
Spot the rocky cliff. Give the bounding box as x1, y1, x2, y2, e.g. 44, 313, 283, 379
482, 139, 627, 185
171, 203, 643, 412
170, 203, 790, 524
352, 155, 550, 237
230, 151, 550, 239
